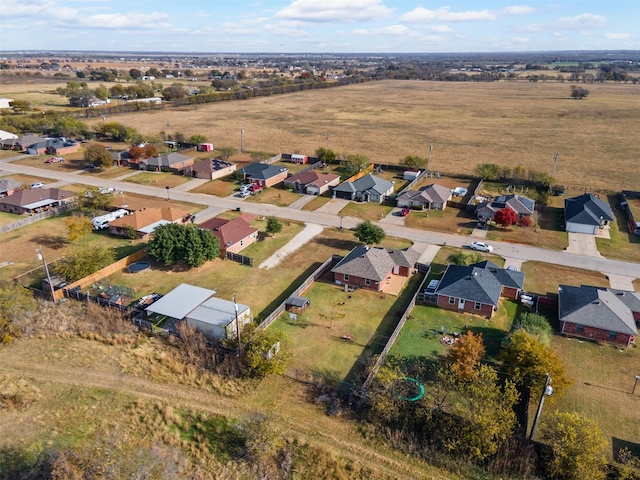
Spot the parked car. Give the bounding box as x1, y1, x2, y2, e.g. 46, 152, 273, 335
470, 241, 494, 252
30, 182, 45, 189
45, 157, 64, 163
400, 208, 411, 217
99, 187, 115, 194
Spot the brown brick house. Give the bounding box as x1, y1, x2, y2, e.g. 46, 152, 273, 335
558, 284, 639, 347
199, 214, 259, 254
0, 188, 76, 214
434, 260, 525, 318
331, 246, 419, 293
239, 163, 289, 188
283, 170, 340, 195
109, 207, 191, 239
186, 158, 237, 180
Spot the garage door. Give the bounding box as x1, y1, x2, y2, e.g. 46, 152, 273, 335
566, 222, 596, 234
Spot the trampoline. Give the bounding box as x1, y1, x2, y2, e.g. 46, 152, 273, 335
127, 262, 151, 273
392, 377, 425, 402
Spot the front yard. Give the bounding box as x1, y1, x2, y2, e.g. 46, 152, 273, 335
404, 207, 476, 235
244, 185, 303, 207
520, 261, 610, 296
486, 206, 568, 250
123, 171, 192, 188
338, 201, 394, 222
190, 176, 238, 197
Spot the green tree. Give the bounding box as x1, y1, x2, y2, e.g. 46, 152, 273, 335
188, 134, 206, 145
446, 251, 482, 266
570, 85, 590, 100
474, 163, 505, 180
265, 217, 282, 237
94, 84, 109, 100
354, 220, 385, 245
54, 245, 115, 282
344, 153, 369, 176
315, 146, 337, 164
494, 207, 518, 227
65, 215, 93, 243
9, 99, 31, 112
123, 225, 138, 240
217, 146, 236, 161
499, 330, 572, 398
83, 142, 112, 169
512, 312, 553, 345
0, 280, 36, 343
129, 68, 142, 79
51, 116, 87, 138
541, 411, 607, 480
80, 188, 112, 212
400, 155, 427, 170
243, 328, 292, 378
147, 223, 219, 268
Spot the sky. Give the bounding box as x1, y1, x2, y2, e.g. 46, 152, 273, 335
1, 0, 638, 53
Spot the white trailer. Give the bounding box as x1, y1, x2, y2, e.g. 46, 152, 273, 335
92, 209, 129, 230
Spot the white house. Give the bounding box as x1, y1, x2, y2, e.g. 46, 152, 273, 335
0, 98, 14, 109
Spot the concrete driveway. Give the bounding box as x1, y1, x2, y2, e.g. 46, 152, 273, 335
565, 232, 603, 258
379, 208, 408, 226
315, 198, 349, 215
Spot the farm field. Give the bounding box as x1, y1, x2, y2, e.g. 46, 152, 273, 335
77, 80, 640, 192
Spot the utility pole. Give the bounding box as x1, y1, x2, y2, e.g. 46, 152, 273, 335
529, 373, 553, 440
240, 126, 244, 153
426, 142, 433, 174
233, 293, 242, 355
325, 132, 329, 149
633, 375, 640, 394
551, 152, 559, 177
36, 246, 56, 302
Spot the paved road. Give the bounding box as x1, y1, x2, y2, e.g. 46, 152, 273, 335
2, 160, 639, 279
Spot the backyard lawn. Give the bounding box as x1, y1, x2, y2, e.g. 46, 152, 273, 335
339, 202, 393, 222
271, 272, 424, 385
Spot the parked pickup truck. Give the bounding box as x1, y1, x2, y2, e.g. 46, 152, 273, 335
45, 157, 64, 163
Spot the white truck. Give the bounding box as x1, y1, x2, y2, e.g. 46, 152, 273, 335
92, 209, 129, 230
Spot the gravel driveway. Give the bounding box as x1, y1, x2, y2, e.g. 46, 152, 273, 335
259, 223, 324, 269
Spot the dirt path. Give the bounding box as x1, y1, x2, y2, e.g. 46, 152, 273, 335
0, 358, 451, 480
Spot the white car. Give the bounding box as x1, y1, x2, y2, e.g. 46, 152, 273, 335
99, 187, 115, 194
470, 241, 494, 252
30, 182, 45, 189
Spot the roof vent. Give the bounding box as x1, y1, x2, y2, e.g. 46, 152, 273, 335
616, 292, 625, 296
473, 272, 478, 276
592, 300, 601, 305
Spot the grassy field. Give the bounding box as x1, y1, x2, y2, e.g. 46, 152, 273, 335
244, 185, 303, 207
76, 80, 640, 192
301, 194, 332, 211
123, 171, 192, 188
339, 201, 394, 222
405, 207, 476, 236
520, 261, 610, 295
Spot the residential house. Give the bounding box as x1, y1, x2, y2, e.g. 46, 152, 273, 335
185, 158, 237, 180
144, 283, 251, 340
1, 134, 46, 151
396, 183, 452, 210
283, 170, 341, 195
26, 137, 79, 156
199, 214, 259, 254
564, 193, 614, 234
240, 163, 289, 188
0, 129, 18, 141
0, 188, 76, 214
140, 152, 195, 172
0, 178, 22, 198
558, 284, 639, 347
331, 245, 419, 293
476, 194, 535, 221
620, 191, 640, 235
110, 150, 131, 167
433, 260, 525, 318
108, 207, 191, 239
333, 174, 394, 203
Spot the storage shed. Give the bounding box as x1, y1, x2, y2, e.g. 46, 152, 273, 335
285, 296, 310, 313
198, 143, 214, 152
291, 154, 308, 164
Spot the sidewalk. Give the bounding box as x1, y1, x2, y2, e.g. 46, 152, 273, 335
171, 178, 210, 192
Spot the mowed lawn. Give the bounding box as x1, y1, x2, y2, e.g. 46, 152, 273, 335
271, 273, 424, 384
84, 80, 640, 192
520, 261, 610, 295
550, 336, 640, 459
124, 171, 192, 188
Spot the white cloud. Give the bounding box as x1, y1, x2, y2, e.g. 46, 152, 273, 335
501, 5, 534, 16
264, 22, 309, 37
372, 25, 410, 36
553, 13, 606, 29
400, 7, 496, 23
275, 0, 394, 22
605, 33, 630, 40
191, 26, 213, 35
353, 28, 369, 35
425, 24, 454, 33
509, 36, 531, 44
79, 12, 171, 29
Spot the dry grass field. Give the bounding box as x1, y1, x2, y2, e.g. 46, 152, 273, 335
77, 80, 640, 192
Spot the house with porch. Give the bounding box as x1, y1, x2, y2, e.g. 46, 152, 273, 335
558, 284, 639, 347
0, 188, 76, 214
239, 162, 289, 188
433, 260, 525, 318
564, 193, 614, 234
199, 214, 259, 254
333, 174, 394, 203
283, 170, 341, 195
396, 183, 452, 210
476, 194, 535, 221
331, 245, 419, 294
108, 207, 191, 239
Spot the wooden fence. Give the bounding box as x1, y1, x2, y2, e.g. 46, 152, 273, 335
341, 164, 375, 183
362, 268, 430, 389
0, 203, 77, 234
256, 255, 341, 331
225, 251, 254, 266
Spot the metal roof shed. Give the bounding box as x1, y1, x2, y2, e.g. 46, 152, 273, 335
285, 296, 310, 313
145, 283, 216, 319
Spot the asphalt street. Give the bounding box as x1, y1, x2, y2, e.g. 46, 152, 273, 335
2, 158, 639, 280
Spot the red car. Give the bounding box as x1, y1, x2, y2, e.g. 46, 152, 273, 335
400, 208, 410, 217
45, 157, 64, 163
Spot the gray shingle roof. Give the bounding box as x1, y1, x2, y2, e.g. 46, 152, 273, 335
477, 194, 535, 216
435, 260, 524, 306
144, 152, 192, 168
564, 193, 614, 226
241, 162, 288, 180
396, 183, 452, 204
331, 246, 418, 282
0, 178, 22, 193
559, 284, 639, 335
334, 174, 393, 196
